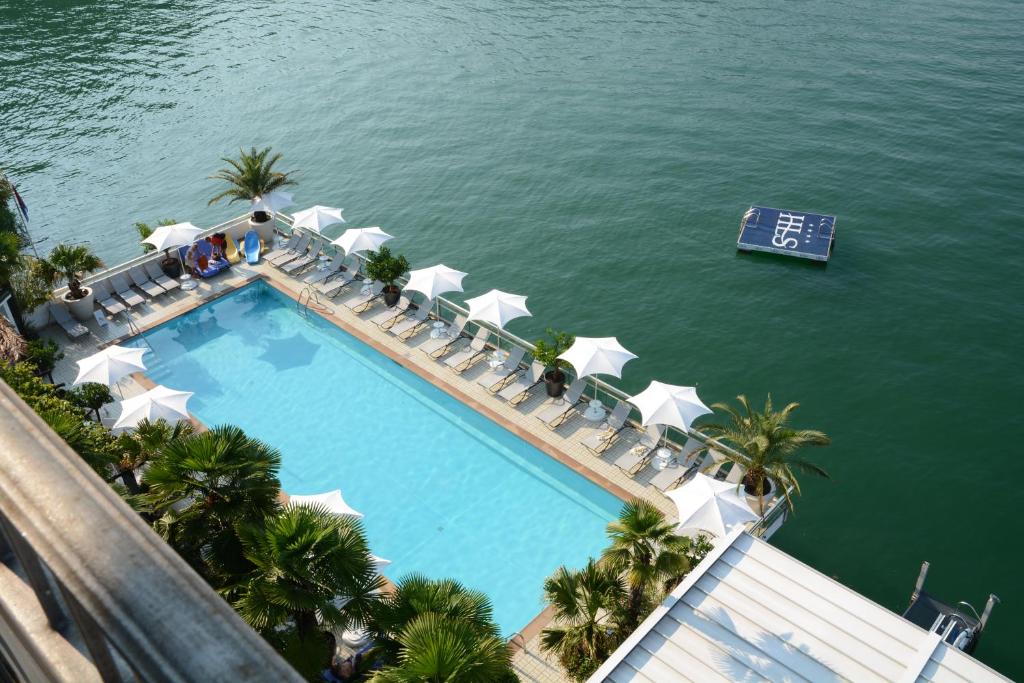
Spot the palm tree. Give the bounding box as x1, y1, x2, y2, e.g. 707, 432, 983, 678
541, 560, 626, 679
600, 499, 691, 631
0, 230, 24, 289
208, 147, 296, 217
233, 503, 384, 641
369, 574, 499, 664
39, 243, 104, 300
370, 613, 514, 683
700, 394, 831, 512
107, 418, 194, 494
141, 425, 282, 578
0, 314, 26, 364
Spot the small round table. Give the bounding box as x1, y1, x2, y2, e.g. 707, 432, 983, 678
430, 321, 447, 339
654, 447, 673, 469
317, 255, 331, 271
360, 278, 373, 295
180, 274, 197, 291
582, 398, 606, 422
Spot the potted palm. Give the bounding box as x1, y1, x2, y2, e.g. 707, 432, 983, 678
533, 328, 575, 397
208, 146, 296, 243
364, 246, 410, 307
700, 394, 831, 514
39, 244, 104, 321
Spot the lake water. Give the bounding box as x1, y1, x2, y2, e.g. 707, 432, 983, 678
2, 0, 1022, 674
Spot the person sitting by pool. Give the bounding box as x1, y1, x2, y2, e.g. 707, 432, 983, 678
210, 233, 227, 260
185, 244, 199, 275
206, 236, 223, 262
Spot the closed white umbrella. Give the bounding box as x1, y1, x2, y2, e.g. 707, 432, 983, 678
558, 336, 637, 417
141, 221, 202, 253
291, 205, 345, 233
464, 289, 531, 352
74, 345, 147, 389
627, 380, 712, 434
331, 226, 393, 255
404, 264, 467, 327
667, 473, 759, 537
288, 489, 363, 518
112, 385, 193, 430
251, 191, 294, 214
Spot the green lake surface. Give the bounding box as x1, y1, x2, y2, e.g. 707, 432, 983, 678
2, 0, 1022, 675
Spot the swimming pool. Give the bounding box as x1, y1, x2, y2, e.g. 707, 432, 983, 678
127, 281, 622, 633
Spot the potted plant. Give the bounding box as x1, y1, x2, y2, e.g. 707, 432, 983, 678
365, 246, 410, 307
208, 146, 296, 243
39, 244, 104, 321
533, 328, 575, 397
24, 338, 63, 383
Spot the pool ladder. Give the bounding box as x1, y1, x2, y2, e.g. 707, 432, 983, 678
297, 285, 327, 316
122, 310, 153, 351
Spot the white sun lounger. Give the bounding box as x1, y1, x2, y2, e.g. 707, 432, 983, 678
613, 424, 664, 474
389, 300, 432, 339
418, 315, 468, 357
497, 361, 545, 404
263, 232, 301, 262
303, 254, 345, 285
368, 295, 412, 329
343, 281, 385, 313
648, 459, 690, 492
317, 269, 358, 298
144, 261, 180, 291
110, 273, 145, 308
581, 400, 632, 454
476, 346, 526, 390
128, 265, 165, 297
535, 380, 587, 429
269, 233, 311, 266
91, 280, 126, 316
50, 302, 89, 338
281, 238, 323, 274
443, 327, 490, 371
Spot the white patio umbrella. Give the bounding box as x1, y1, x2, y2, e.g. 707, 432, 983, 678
404, 264, 467, 321
667, 473, 760, 537
558, 336, 637, 407
141, 221, 202, 253
464, 289, 531, 352
288, 489, 363, 518
371, 555, 392, 573
291, 205, 345, 233
627, 380, 712, 434
112, 385, 193, 430
73, 345, 148, 397
251, 191, 294, 214
332, 226, 393, 255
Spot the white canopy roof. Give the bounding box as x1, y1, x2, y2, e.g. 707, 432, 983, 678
141, 222, 202, 252
404, 264, 467, 301
331, 226, 392, 254
464, 289, 531, 330
666, 473, 759, 538
627, 380, 711, 433
251, 191, 294, 213
74, 345, 147, 387
291, 205, 345, 233
112, 385, 193, 430
558, 336, 637, 380
288, 489, 363, 518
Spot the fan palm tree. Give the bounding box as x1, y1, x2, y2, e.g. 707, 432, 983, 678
541, 559, 626, 677
600, 499, 691, 631
208, 147, 296, 215
106, 418, 194, 494
141, 425, 282, 578
370, 613, 514, 683
700, 394, 831, 512
233, 503, 384, 641
39, 243, 104, 300
369, 574, 500, 663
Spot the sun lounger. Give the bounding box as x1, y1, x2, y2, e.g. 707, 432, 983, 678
443, 327, 490, 371
581, 400, 632, 454
613, 424, 664, 474
418, 315, 468, 357
243, 230, 262, 264
648, 460, 691, 492
303, 254, 345, 285
343, 280, 385, 313
110, 273, 145, 308
144, 261, 180, 291
50, 302, 88, 338
476, 346, 527, 390
389, 300, 432, 339
317, 269, 358, 298
724, 461, 746, 484
91, 280, 126, 316
368, 295, 412, 329
535, 380, 587, 429
224, 235, 242, 264
263, 232, 300, 262
128, 265, 165, 297
269, 233, 311, 266
281, 238, 323, 274
497, 361, 546, 404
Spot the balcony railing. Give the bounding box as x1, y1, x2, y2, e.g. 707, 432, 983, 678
0, 381, 301, 683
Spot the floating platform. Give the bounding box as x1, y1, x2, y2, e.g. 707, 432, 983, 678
737, 206, 836, 262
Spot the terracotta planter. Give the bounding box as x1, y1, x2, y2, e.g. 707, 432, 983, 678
63, 288, 94, 321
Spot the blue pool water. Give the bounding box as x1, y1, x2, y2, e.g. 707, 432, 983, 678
127, 281, 622, 633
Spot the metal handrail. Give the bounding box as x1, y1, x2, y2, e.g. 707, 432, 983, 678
0, 381, 301, 682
